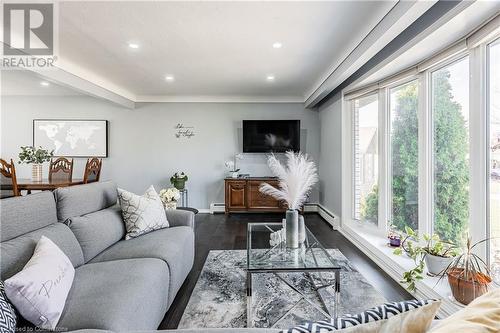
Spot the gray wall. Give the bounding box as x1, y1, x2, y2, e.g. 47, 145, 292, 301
1, 96, 320, 210
317, 92, 342, 216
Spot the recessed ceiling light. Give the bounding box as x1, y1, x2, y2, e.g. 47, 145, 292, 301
40, 81, 50, 86
128, 42, 140, 49
272, 42, 282, 49
165, 75, 175, 82
266, 75, 275, 82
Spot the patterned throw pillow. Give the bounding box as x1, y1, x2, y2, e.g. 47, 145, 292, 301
282, 299, 441, 333
118, 186, 169, 240
0, 281, 17, 333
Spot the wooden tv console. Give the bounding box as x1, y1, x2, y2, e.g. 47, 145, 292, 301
224, 177, 286, 214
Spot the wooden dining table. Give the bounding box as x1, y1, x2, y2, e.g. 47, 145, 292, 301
16, 178, 84, 191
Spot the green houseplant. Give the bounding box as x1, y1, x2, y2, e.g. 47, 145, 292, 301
18, 146, 53, 181
437, 237, 492, 305
394, 226, 457, 291
170, 172, 188, 190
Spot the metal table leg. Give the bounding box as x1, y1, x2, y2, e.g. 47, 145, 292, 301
247, 271, 252, 328
334, 270, 340, 322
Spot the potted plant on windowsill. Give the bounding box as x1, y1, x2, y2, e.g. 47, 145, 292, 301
18, 146, 54, 181
438, 237, 492, 305
394, 226, 458, 291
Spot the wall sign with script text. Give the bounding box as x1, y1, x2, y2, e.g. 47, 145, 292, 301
174, 123, 195, 139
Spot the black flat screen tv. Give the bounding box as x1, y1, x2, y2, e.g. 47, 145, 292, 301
242, 120, 300, 153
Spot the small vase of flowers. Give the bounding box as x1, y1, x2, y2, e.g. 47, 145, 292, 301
170, 172, 188, 190
225, 153, 243, 178
159, 187, 181, 210
18, 146, 53, 181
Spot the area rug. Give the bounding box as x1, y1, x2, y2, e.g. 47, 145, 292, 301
178, 249, 387, 329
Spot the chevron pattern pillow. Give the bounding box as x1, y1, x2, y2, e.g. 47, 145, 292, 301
282, 299, 441, 333
0, 281, 17, 333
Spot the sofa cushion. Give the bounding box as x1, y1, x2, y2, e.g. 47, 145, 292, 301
54, 181, 118, 222
0, 191, 57, 242
90, 226, 194, 305
5, 236, 75, 330
429, 288, 500, 333
66, 205, 125, 262
0, 223, 84, 280
57, 259, 169, 331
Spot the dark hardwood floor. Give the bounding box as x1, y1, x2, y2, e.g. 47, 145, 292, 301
159, 212, 412, 329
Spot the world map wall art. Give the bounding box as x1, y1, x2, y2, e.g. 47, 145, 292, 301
33, 119, 108, 157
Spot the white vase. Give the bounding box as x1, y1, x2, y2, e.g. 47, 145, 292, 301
164, 201, 177, 210
298, 215, 306, 243
285, 209, 299, 248
32, 164, 42, 181
231, 171, 239, 178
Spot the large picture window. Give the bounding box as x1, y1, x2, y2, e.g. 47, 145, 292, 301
389, 81, 419, 233
353, 94, 379, 225
489, 40, 500, 262
431, 57, 470, 245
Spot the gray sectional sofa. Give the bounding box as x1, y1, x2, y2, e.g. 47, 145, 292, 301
0, 181, 195, 332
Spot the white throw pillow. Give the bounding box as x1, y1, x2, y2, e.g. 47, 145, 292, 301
4, 236, 75, 330
118, 185, 170, 240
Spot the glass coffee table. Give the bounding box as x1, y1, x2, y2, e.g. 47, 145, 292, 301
246, 222, 341, 328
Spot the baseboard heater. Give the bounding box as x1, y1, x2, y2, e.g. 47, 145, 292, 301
210, 203, 319, 214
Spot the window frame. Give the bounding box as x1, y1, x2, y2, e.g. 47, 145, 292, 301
345, 50, 488, 247
486, 38, 500, 263
386, 77, 421, 234
427, 53, 471, 245
350, 91, 382, 232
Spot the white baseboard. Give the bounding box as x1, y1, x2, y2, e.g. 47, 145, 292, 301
208, 202, 339, 226
316, 204, 340, 229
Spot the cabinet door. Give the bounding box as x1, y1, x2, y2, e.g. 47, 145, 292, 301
248, 180, 281, 210
226, 181, 247, 209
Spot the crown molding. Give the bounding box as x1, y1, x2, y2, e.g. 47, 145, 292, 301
134, 95, 304, 103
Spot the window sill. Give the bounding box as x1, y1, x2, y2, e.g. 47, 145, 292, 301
341, 220, 467, 317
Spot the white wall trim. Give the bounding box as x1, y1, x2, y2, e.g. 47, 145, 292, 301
135, 95, 304, 104
207, 202, 338, 227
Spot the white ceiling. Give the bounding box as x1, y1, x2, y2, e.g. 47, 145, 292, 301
56, 1, 397, 101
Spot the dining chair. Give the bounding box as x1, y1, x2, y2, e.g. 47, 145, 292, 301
83, 157, 102, 184
49, 157, 74, 182
0, 158, 20, 198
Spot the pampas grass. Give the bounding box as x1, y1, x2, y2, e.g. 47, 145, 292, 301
259, 151, 318, 210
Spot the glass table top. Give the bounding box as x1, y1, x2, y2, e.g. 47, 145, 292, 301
247, 222, 341, 271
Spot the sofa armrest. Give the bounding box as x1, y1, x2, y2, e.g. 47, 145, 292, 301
166, 209, 195, 228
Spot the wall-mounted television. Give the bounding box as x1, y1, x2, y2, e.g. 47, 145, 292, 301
242, 120, 300, 153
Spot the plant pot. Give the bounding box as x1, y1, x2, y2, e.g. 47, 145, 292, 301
231, 171, 239, 178
425, 253, 454, 276
171, 179, 186, 190
447, 268, 492, 305
32, 164, 43, 182
164, 201, 177, 210
388, 237, 401, 247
